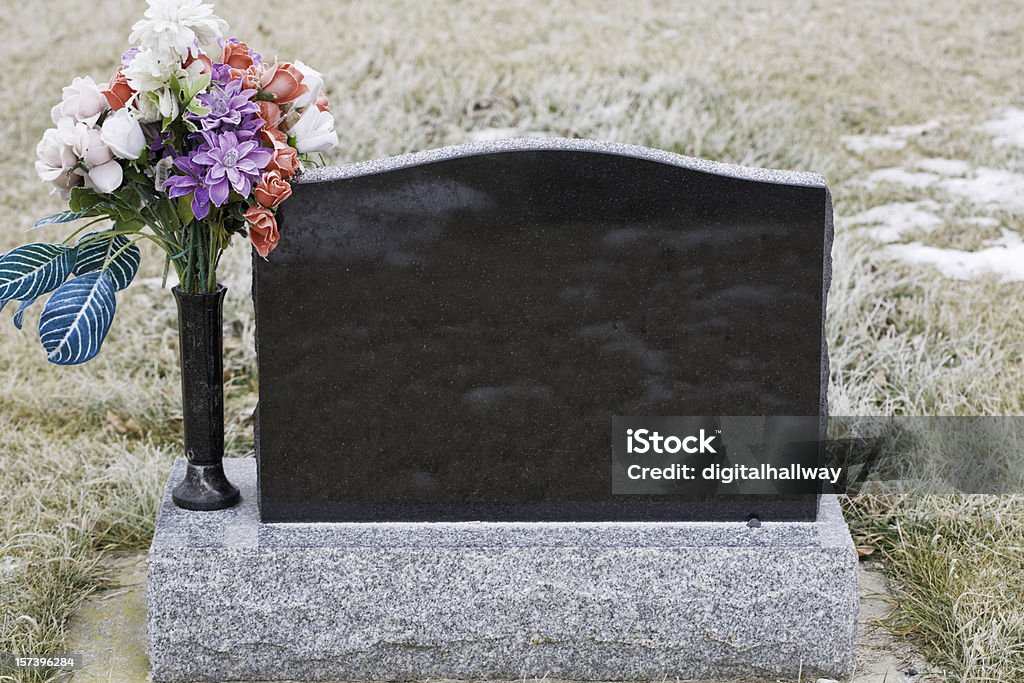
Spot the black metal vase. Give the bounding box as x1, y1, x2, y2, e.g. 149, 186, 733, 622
170, 284, 240, 511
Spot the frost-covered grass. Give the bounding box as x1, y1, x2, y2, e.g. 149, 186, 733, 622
2, 1, 1024, 681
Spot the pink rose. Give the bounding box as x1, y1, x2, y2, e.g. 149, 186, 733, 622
221, 41, 254, 70
257, 101, 283, 128
260, 62, 308, 104
254, 170, 292, 209
266, 145, 299, 180
245, 205, 280, 258
102, 67, 135, 111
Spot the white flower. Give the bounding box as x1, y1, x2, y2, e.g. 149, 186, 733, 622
130, 91, 162, 124
52, 76, 108, 127
288, 103, 338, 153
291, 61, 323, 110
58, 119, 123, 194
83, 160, 124, 194
35, 125, 80, 197
124, 48, 183, 94
100, 108, 147, 160
129, 0, 228, 62
156, 87, 179, 120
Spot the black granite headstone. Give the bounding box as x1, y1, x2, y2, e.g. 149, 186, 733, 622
253, 140, 832, 523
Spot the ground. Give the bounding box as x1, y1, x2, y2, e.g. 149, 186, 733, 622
1, 0, 1023, 682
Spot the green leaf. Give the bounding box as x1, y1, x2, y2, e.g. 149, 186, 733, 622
177, 195, 195, 224
68, 187, 110, 215
185, 73, 211, 101
186, 100, 211, 118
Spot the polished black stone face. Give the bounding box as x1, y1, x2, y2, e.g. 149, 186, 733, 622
254, 148, 831, 522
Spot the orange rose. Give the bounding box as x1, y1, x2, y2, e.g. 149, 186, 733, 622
266, 145, 299, 180
233, 64, 264, 90
254, 170, 292, 209
221, 41, 254, 70
257, 100, 283, 128
102, 67, 135, 111
261, 125, 287, 148
315, 92, 331, 113
245, 205, 280, 258
260, 62, 308, 103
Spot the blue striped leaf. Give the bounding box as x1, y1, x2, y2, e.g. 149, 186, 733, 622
32, 209, 106, 229
39, 271, 117, 365
12, 297, 37, 330
0, 243, 76, 304
73, 231, 141, 291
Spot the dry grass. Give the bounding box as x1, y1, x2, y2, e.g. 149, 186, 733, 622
1, 1, 1023, 681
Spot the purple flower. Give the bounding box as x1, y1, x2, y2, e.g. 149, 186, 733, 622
210, 62, 233, 87
121, 48, 140, 66
191, 130, 273, 207
190, 79, 260, 132
163, 155, 212, 220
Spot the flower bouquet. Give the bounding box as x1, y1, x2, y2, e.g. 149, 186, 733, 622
2, 0, 339, 510
1, 0, 337, 366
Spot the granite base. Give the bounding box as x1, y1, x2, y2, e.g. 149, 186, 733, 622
148, 458, 857, 681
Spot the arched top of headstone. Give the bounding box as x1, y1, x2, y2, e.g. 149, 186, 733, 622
296, 137, 827, 189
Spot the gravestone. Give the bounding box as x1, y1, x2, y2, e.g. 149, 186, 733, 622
147, 139, 858, 682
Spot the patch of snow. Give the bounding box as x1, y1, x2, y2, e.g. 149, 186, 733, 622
886, 231, 1024, 282
864, 167, 940, 189
965, 216, 1000, 228
841, 134, 906, 154
916, 158, 971, 177
939, 168, 1024, 212
978, 108, 1024, 149
887, 120, 942, 137
845, 200, 942, 243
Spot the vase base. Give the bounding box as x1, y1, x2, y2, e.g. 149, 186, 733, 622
172, 462, 241, 511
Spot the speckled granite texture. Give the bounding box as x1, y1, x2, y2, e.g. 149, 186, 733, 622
148, 458, 858, 681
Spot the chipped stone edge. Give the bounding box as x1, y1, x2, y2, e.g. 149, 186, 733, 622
296, 137, 826, 188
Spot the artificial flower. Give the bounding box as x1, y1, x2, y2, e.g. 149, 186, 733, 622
190, 79, 259, 131
221, 40, 254, 70
287, 102, 338, 153
254, 170, 292, 208
191, 130, 273, 206
130, 91, 162, 124
256, 101, 282, 128
34, 126, 80, 197
100, 108, 147, 160
156, 87, 180, 120
56, 119, 123, 193
291, 61, 323, 109
260, 62, 307, 104
128, 0, 228, 63
123, 48, 183, 93
163, 154, 211, 219
245, 205, 279, 258
53, 76, 108, 127
266, 143, 299, 180
315, 92, 331, 113
102, 67, 135, 111
182, 51, 213, 78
